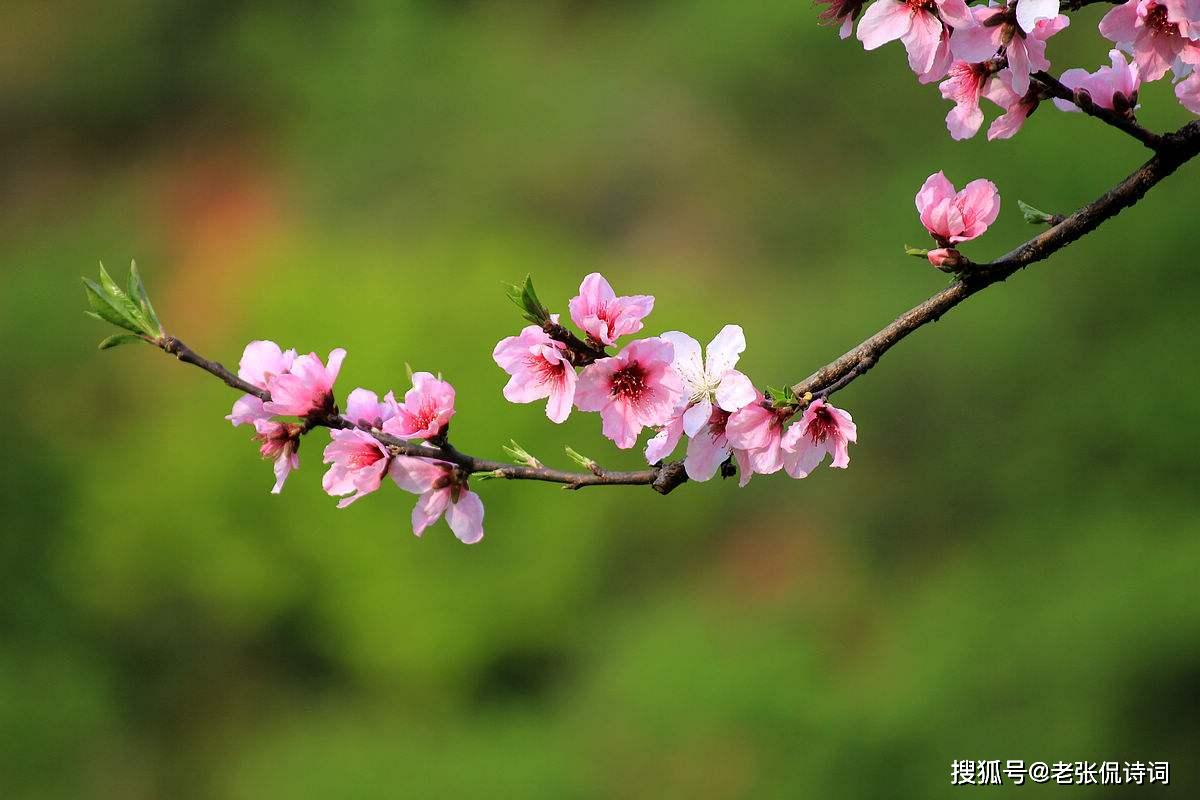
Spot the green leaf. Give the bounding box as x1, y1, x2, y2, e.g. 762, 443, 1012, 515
98, 333, 145, 350
904, 245, 931, 258
127, 260, 161, 334
1017, 199, 1057, 225
98, 262, 146, 326
83, 278, 144, 334
764, 385, 795, 407
503, 274, 550, 324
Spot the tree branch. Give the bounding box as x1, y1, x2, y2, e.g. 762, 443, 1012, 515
1031, 71, 1163, 151
140, 114, 1200, 499
152, 335, 689, 494
792, 119, 1200, 400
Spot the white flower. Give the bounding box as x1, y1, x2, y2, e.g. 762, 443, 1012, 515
1016, 0, 1060, 34
660, 325, 757, 436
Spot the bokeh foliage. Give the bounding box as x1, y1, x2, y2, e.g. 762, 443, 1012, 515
2, 1, 1198, 797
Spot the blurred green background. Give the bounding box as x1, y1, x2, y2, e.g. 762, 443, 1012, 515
3, 1, 1198, 797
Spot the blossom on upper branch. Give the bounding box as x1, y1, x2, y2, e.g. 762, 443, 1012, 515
950, 5, 1069, 97
1053, 50, 1142, 112
781, 399, 858, 478
382, 372, 456, 440
263, 348, 347, 418
857, 0, 973, 83
817, 0, 868, 38
575, 337, 684, 449
982, 69, 1041, 140
568, 272, 654, 347
1015, 0, 1063, 35
939, 61, 994, 139
492, 320, 577, 423
915, 171, 1001, 246
390, 457, 485, 544
1100, 0, 1200, 82
322, 428, 391, 507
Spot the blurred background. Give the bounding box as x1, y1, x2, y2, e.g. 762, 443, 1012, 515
3, 1, 1198, 797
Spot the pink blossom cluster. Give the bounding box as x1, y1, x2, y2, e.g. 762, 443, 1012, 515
227, 273, 867, 545
226, 341, 483, 544
817, 0, 1200, 139
493, 275, 859, 484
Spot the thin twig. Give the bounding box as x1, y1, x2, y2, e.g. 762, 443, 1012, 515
153, 334, 688, 494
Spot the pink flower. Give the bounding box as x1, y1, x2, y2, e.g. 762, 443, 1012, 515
262, 348, 347, 418
343, 387, 396, 428
321, 428, 391, 508
915, 171, 1001, 246
926, 247, 961, 268
816, 0, 868, 38
951, 6, 1069, 96
1054, 50, 1142, 112
492, 322, 577, 423
857, 0, 973, 82
575, 337, 685, 449
918, 26, 955, 84
1165, 0, 1200, 39
567, 273, 655, 347
251, 419, 302, 494
685, 406, 755, 485
939, 61, 992, 140
781, 399, 858, 478
1015, 0, 1063, 34
390, 457, 485, 544
982, 69, 1041, 140
1178, 70, 1200, 113
645, 412, 685, 464
726, 395, 791, 476
1100, 0, 1200, 82
227, 340, 297, 426
381, 372, 456, 440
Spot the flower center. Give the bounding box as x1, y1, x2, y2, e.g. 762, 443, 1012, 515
347, 446, 385, 469
528, 353, 567, 385
255, 423, 301, 459
806, 406, 838, 445
707, 407, 732, 440
610, 362, 647, 400
1145, 4, 1176, 35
